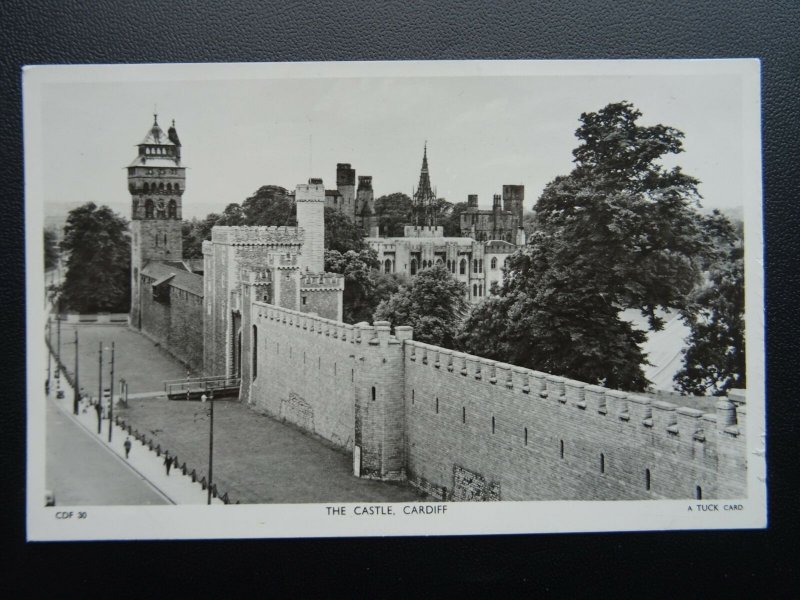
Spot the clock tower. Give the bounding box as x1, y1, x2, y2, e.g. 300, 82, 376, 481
128, 114, 186, 328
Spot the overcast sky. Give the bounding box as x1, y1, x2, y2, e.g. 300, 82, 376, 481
33, 63, 750, 220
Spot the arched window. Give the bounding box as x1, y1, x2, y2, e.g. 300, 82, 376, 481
384, 258, 392, 274
473, 259, 478, 273
410, 259, 417, 275
145, 199, 154, 219
167, 183, 172, 192
460, 259, 466, 275
473, 283, 477, 296
175, 183, 180, 191
479, 259, 483, 273
143, 182, 149, 193
491, 257, 497, 269
168, 199, 177, 219
159, 182, 165, 191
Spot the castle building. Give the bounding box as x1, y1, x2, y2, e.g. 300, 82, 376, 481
366, 227, 516, 302
128, 116, 343, 374
461, 185, 526, 245
121, 115, 746, 502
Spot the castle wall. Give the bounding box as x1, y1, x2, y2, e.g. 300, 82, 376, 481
402, 342, 747, 501
247, 304, 409, 478
138, 275, 204, 372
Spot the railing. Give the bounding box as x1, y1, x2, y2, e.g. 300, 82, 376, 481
164, 376, 241, 400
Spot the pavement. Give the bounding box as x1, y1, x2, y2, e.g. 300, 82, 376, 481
48, 367, 224, 506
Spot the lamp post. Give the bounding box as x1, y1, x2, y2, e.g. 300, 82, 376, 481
55, 313, 61, 395
73, 330, 79, 415
108, 342, 115, 443
97, 342, 103, 434
201, 389, 215, 505
46, 317, 51, 396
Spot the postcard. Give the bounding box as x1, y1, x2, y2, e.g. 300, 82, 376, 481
25, 59, 765, 540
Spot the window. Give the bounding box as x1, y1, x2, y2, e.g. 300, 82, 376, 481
473, 284, 477, 296
473, 259, 478, 273
175, 183, 180, 191
412, 389, 415, 404
302, 296, 307, 305
695, 485, 702, 500
479, 259, 483, 273
600, 453, 605, 473
492, 416, 495, 434
524, 427, 528, 446
460, 259, 466, 275
371, 386, 376, 401
560, 440, 564, 459
384, 259, 392, 273
491, 257, 497, 269
435, 397, 439, 414
252, 325, 258, 380
410, 259, 417, 275
145, 199, 154, 219
646, 469, 651, 491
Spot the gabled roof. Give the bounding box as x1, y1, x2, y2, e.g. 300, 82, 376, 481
141, 260, 204, 297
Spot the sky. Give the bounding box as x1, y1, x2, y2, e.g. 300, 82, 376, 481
32, 62, 750, 221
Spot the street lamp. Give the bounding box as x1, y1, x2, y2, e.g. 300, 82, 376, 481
108, 342, 115, 443
200, 389, 215, 505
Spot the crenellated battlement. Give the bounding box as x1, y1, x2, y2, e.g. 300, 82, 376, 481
211, 225, 304, 246
253, 302, 413, 348
300, 272, 345, 290
404, 340, 746, 441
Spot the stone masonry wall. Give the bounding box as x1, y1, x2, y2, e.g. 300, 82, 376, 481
403, 342, 747, 501
139, 275, 204, 372
247, 303, 409, 479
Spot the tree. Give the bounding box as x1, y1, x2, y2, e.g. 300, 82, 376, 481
674, 216, 745, 395
44, 227, 59, 270
375, 264, 467, 347
324, 207, 365, 253
441, 201, 468, 236
241, 185, 296, 226
325, 248, 377, 323
59, 202, 131, 313
374, 193, 413, 236
215, 202, 246, 226
459, 101, 716, 391
182, 213, 221, 259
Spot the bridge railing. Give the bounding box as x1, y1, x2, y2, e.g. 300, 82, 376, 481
164, 376, 241, 400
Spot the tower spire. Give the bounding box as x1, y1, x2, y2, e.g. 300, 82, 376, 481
413, 142, 436, 227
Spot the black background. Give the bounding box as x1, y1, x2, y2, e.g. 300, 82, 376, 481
2, 0, 798, 594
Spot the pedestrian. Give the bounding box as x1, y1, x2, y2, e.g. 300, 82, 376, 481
164, 451, 172, 476
124, 437, 132, 459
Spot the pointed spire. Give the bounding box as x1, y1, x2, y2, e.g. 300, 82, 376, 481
413, 142, 437, 227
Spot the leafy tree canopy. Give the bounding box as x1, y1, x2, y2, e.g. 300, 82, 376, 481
674, 217, 745, 396
44, 227, 59, 270
374, 193, 413, 237
375, 264, 467, 347
325, 248, 402, 323
324, 207, 366, 253
59, 202, 130, 313
460, 101, 720, 391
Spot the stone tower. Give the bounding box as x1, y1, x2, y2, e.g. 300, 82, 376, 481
296, 178, 325, 273
336, 163, 356, 220
128, 115, 185, 328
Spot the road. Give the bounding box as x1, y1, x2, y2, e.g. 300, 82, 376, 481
45, 393, 169, 506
